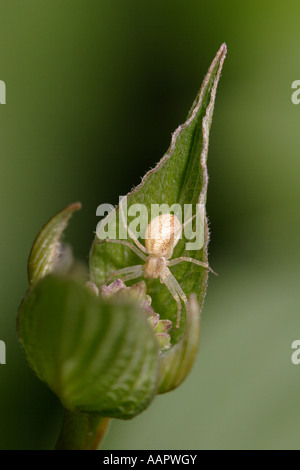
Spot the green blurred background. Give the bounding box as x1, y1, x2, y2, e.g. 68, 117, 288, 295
1, 0, 300, 449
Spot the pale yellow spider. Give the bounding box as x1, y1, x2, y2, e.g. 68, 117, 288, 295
97, 204, 212, 328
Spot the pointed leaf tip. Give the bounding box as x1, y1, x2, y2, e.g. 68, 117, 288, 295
27, 202, 82, 285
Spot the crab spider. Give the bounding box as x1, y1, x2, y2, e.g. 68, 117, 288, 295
97, 202, 213, 328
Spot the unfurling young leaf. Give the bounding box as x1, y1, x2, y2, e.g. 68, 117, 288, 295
27, 202, 81, 285
90, 43, 227, 343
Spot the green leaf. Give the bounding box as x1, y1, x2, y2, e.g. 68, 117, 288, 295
158, 294, 200, 394
27, 202, 82, 285
17, 275, 159, 419
90, 44, 226, 342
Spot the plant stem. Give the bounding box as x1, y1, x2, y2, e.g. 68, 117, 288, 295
55, 409, 110, 450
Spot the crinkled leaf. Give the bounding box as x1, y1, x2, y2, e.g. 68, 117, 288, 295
90, 44, 226, 342
17, 275, 159, 419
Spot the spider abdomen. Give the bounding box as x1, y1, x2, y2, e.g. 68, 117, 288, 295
145, 214, 182, 258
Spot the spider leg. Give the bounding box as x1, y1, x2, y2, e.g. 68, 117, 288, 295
162, 267, 190, 328
163, 274, 182, 329
96, 238, 147, 261
106, 265, 144, 283
173, 203, 203, 241
118, 270, 145, 283
119, 197, 148, 254
167, 256, 216, 275
182, 203, 203, 231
